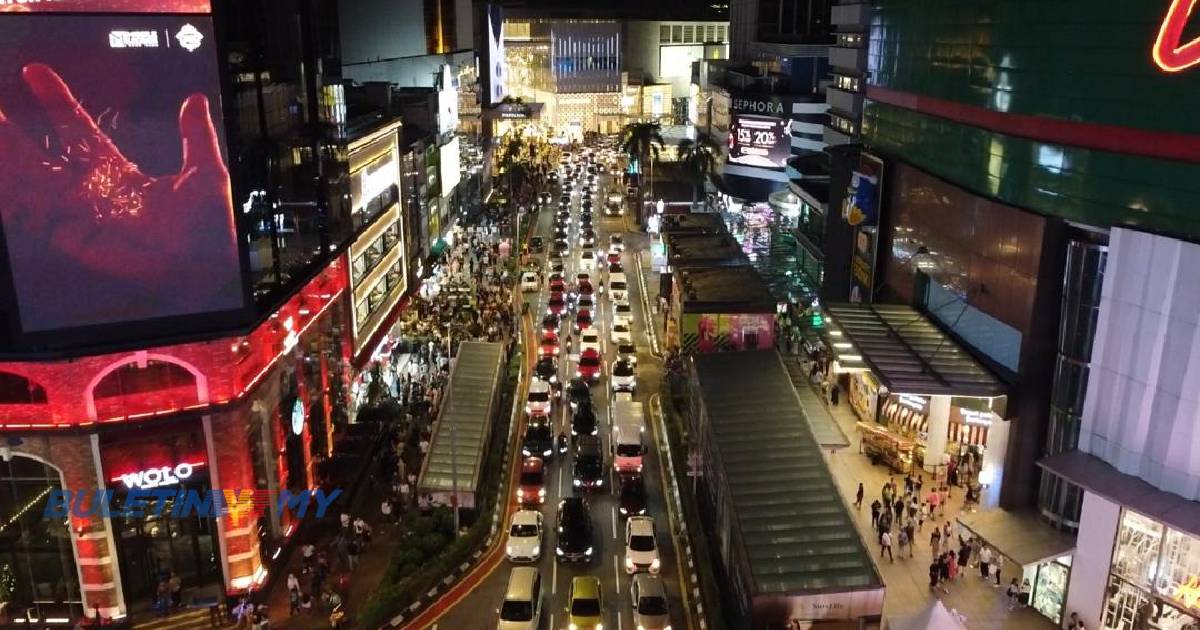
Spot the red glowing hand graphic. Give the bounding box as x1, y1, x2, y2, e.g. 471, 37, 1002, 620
0, 63, 239, 316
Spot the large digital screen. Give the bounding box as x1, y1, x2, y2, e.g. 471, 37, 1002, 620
485, 4, 505, 105
727, 113, 791, 168
0, 14, 242, 332
440, 137, 461, 197
0, 0, 209, 13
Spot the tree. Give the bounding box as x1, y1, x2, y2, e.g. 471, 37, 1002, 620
677, 132, 720, 210
619, 122, 665, 226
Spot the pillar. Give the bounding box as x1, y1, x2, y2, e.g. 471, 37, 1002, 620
924, 395, 951, 476
204, 413, 265, 594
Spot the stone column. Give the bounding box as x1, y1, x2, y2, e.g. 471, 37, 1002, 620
924, 395, 952, 476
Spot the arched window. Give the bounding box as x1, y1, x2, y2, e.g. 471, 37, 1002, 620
92, 360, 201, 419
0, 371, 48, 404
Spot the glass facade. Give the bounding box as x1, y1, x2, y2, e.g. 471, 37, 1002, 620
1103, 510, 1200, 630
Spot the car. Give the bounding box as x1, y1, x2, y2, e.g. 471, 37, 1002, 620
579, 211, 594, 226
579, 331, 601, 356
517, 457, 546, 506
506, 510, 544, 563
624, 516, 661, 574
574, 311, 593, 333
578, 252, 595, 271
525, 380, 553, 416
580, 226, 596, 243
533, 356, 559, 385
498, 567, 543, 630
560, 195, 571, 205
617, 473, 647, 518
567, 576, 603, 630
549, 246, 564, 261
607, 250, 621, 265
611, 301, 633, 324
611, 359, 636, 393
630, 574, 671, 630
555, 498, 594, 563
522, 417, 554, 460
548, 260, 566, 276
609, 234, 624, 252
577, 349, 602, 382
616, 341, 638, 367
553, 239, 570, 253
548, 271, 565, 285
609, 275, 628, 303
552, 226, 569, 241
547, 293, 567, 316
572, 435, 605, 491
520, 272, 539, 293
538, 332, 560, 358
548, 277, 566, 294
571, 400, 598, 438
575, 272, 591, 287
575, 296, 595, 316
578, 232, 595, 248
529, 236, 544, 252
574, 280, 594, 301
541, 313, 561, 334
608, 262, 624, 275
567, 378, 591, 411
610, 321, 633, 345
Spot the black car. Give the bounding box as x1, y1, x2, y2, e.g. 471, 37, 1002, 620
556, 497, 594, 563
529, 236, 544, 252
572, 435, 605, 492
523, 418, 555, 460
567, 378, 591, 411
542, 313, 561, 333
617, 473, 647, 518
553, 227, 569, 241
571, 401, 598, 439
534, 356, 559, 384
608, 262, 624, 274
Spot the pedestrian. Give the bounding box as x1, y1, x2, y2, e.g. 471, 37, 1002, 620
919, 501, 929, 532
169, 572, 182, 608
880, 530, 894, 562
915, 473, 924, 497
893, 497, 905, 522
1007, 578, 1021, 610
287, 572, 300, 595
903, 474, 913, 495
957, 539, 971, 575
938, 554, 951, 594
855, 483, 864, 510
979, 545, 993, 579
904, 521, 917, 556
927, 488, 940, 516
381, 498, 393, 524
942, 521, 952, 542
347, 536, 360, 571
947, 550, 959, 581
897, 528, 909, 560
300, 593, 313, 615
930, 526, 942, 557
908, 496, 919, 521
994, 552, 1004, 587
970, 536, 982, 568
1067, 612, 1080, 630
289, 587, 301, 616
339, 512, 350, 530
928, 560, 941, 590
870, 499, 881, 528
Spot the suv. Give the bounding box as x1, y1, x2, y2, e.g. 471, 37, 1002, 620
555, 497, 594, 563
525, 380, 553, 416
497, 567, 543, 630
517, 458, 546, 506
617, 473, 647, 518
624, 516, 661, 574
572, 435, 605, 491
567, 378, 591, 411
571, 401, 598, 439
522, 417, 554, 460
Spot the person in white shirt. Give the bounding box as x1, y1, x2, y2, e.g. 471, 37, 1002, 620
979, 546, 993, 578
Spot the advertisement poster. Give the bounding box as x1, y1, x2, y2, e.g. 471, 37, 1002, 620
846, 153, 884, 303
727, 114, 791, 168
0, 0, 209, 12
0, 14, 242, 331
486, 3, 505, 105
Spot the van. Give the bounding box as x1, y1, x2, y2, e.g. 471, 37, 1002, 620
611, 422, 644, 473
609, 272, 628, 302
497, 567, 543, 630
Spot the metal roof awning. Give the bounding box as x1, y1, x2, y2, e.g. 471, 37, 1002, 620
1039, 451, 1200, 540
956, 509, 1075, 567
822, 304, 1007, 398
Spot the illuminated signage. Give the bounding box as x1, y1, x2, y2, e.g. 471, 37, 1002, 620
108, 29, 159, 48
731, 97, 787, 115
114, 462, 204, 489
1, 0, 211, 12
291, 398, 305, 435
281, 316, 300, 352
959, 408, 993, 426
897, 394, 927, 410
1153, 0, 1200, 73
175, 23, 203, 52
727, 114, 791, 168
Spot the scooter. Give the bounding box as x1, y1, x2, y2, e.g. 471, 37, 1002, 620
557, 432, 569, 455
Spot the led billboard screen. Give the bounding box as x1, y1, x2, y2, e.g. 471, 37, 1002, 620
0, 0, 210, 12
0, 14, 242, 332
727, 114, 791, 168
485, 3, 505, 105
440, 137, 461, 197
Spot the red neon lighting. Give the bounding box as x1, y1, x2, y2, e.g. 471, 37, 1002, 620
1154, 0, 1200, 73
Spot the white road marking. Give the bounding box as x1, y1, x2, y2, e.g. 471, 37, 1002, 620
552, 556, 558, 595
612, 506, 618, 539
614, 554, 622, 595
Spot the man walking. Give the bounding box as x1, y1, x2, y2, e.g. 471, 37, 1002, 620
880, 530, 894, 562
870, 499, 882, 529
979, 545, 993, 579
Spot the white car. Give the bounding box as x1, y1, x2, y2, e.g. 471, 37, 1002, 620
608, 273, 628, 303
611, 300, 633, 324
611, 359, 636, 393
631, 575, 671, 630
609, 234, 625, 252
624, 516, 661, 574
506, 510, 544, 563
525, 380, 553, 416
610, 321, 633, 345
579, 331, 602, 356
616, 341, 638, 367
578, 251, 595, 271
520, 272, 540, 293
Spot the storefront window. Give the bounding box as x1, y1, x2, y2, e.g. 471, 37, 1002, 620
1113, 511, 1164, 590
1103, 510, 1200, 630
1032, 556, 1071, 623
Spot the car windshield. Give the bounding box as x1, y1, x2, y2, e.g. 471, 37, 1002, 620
500, 601, 534, 621
520, 470, 543, 485
580, 357, 600, 368
577, 457, 602, 475
614, 324, 629, 333
571, 597, 601, 617
611, 282, 627, 291
619, 343, 636, 355
614, 363, 634, 377
630, 534, 656, 552
526, 425, 550, 441
616, 443, 641, 457
529, 391, 550, 403
511, 523, 539, 537
622, 482, 645, 501
638, 595, 668, 615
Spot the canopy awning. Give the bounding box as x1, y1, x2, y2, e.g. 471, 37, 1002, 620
823, 303, 1007, 398
956, 509, 1075, 567
1039, 450, 1200, 540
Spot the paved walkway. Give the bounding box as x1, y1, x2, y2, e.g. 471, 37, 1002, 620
783, 351, 1057, 630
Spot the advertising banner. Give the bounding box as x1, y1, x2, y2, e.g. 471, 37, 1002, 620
0, 14, 242, 332
0, 0, 209, 12
485, 3, 505, 105
727, 114, 791, 168
846, 152, 884, 303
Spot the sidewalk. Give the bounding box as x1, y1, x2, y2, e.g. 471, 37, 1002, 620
784, 352, 1057, 630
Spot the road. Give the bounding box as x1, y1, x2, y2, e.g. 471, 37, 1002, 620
426, 152, 684, 630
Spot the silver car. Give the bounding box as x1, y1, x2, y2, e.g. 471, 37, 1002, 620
631, 574, 671, 630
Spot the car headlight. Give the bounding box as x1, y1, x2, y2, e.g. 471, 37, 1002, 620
585, 546, 593, 556
556, 548, 564, 556
516, 490, 523, 499
543, 449, 553, 457
524, 404, 532, 413
619, 507, 627, 514
626, 557, 634, 569
573, 479, 582, 486
596, 625, 603, 630
507, 545, 515, 555
575, 370, 582, 377
522, 447, 531, 456
596, 478, 603, 486
651, 558, 660, 570
569, 624, 578, 630
538, 488, 546, 497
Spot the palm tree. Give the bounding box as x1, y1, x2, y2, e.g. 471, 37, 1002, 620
619, 122, 665, 225
677, 132, 720, 210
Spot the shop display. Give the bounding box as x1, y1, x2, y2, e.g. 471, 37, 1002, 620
858, 423, 914, 474
847, 372, 880, 424
1032, 558, 1070, 623
1103, 510, 1200, 630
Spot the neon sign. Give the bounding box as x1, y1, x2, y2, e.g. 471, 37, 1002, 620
113, 462, 204, 490
1153, 0, 1200, 73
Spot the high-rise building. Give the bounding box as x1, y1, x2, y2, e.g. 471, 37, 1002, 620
817, 1, 1200, 627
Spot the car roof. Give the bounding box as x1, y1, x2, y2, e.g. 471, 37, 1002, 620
628, 516, 655, 534
505, 567, 539, 600
633, 574, 665, 598
577, 435, 601, 452
571, 576, 601, 599
512, 509, 541, 526
521, 457, 544, 472
529, 380, 551, 393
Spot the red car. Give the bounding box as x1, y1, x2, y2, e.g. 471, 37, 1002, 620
549, 278, 566, 294
574, 310, 593, 333
576, 349, 603, 382
539, 332, 560, 357
517, 457, 546, 506
547, 292, 567, 315
607, 251, 621, 265
575, 281, 594, 301
541, 313, 561, 333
